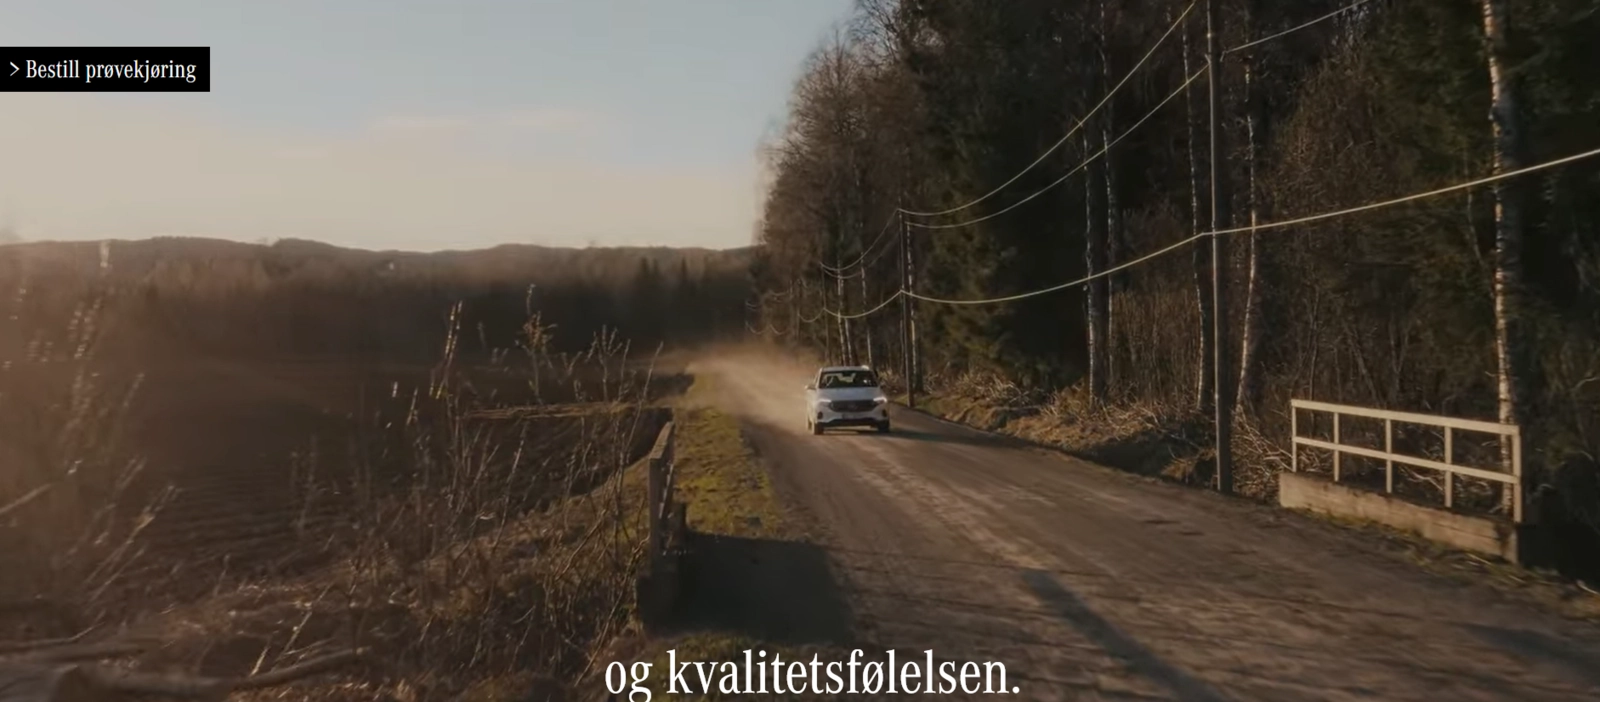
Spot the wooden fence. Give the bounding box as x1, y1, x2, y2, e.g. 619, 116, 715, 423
637, 418, 685, 629
1289, 399, 1523, 523
645, 419, 682, 563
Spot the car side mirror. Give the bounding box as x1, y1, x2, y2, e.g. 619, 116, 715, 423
804, 384, 816, 391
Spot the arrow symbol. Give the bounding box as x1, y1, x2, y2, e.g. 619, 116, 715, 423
8, 62, 17, 77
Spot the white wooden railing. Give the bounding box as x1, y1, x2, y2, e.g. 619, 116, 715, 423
1289, 399, 1522, 523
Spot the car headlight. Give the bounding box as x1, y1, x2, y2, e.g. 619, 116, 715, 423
873, 397, 887, 404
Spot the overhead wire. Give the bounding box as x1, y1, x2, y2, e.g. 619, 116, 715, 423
906, 234, 1208, 305
907, 66, 1207, 230
825, 289, 904, 320
905, 145, 1600, 306
857, 226, 904, 271
749, 323, 784, 337
821, 238, 902, 281
1224, 0, 1376, 56
810, 243, 905, 318
889, 0, 1371, 230
813, 212, 904, 318
788, 0, 1546, 319
896, 1, 1197, 219
1204, 145, 1600, 237
821, 211, 902, 276
819, 260, 860, 279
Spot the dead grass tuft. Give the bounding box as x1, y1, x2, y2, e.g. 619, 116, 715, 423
0, 276, 167, 635
915, 372, 1223, 491
1, 279, 687, 698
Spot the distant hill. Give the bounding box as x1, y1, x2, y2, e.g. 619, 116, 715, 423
0, 236, 756, 290
0, 236, 758, 360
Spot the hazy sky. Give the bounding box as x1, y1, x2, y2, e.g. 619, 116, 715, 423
0, 0, 854, 251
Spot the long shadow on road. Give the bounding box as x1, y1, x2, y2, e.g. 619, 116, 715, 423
819, 425, 1022, 451
674, 531, 855, 646
1020, 569, 1230, 702
1463, 623, 1600, 693
881, 427, 1022, 450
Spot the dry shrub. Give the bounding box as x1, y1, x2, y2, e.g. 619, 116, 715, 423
231, 310, 671, 698
0, 254, 171, 633
1537, 321, 1600, 545
921, 368, 1215, 487
1034, 383, 1211, 485
1232, 419, 1291, 501
923, 369, 1046, 430
1, 276, 676, 698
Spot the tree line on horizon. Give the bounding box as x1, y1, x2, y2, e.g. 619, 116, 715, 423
0, 237, 754, 365
749, 0, 1598, 526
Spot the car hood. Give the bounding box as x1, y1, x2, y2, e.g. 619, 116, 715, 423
816, 387, 885, 402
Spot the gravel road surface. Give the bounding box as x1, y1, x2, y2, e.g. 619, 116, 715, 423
690, 350, 1600, 701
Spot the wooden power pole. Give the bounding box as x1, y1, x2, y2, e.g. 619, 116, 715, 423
899, 211, 917, 409
1207, 0, 1235, 495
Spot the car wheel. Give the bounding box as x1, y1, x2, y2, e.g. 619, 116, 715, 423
876, 421, 891, 434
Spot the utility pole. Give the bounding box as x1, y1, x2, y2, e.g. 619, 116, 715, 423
789, 278, 798, 340
836, 251, 852, 365
898, 211, 916, 409
822, 263, 835, 364
860, 266, 875, 370
1207, 0, 1234, 495
908, 223, 923, 395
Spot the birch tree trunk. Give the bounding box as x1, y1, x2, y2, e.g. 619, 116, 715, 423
1085, 129, 1109, 404
1183, 13, 1215, 414
1101, 0, 1122, 398
1480, 0, 1534, 517
1235, 49, 1267, 417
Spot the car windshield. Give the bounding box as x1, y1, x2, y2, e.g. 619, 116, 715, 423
818, 370, 878, 389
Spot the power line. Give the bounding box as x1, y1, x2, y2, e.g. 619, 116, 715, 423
898, 145, 1600, 307
819, 260, 861, 279
855, 227, 904, 271
745, 321, 783, 336
906, 233, 1208, 306
819, 235, 907, 316
1205, 144, 1600, 237
897, 1, 1198, 219
1224, 0, 1376, 56
853, 0, 1362, 237
821, 211, 901, 275
908, 67, 1207, 231
825, 289, 904, 320
785, 3, 1600, 321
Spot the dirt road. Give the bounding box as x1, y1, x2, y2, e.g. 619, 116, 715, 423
690, 350, 1600, 701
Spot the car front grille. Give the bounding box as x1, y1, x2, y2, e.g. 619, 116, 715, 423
831, 400, 876, 413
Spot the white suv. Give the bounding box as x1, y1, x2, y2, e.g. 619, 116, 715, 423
804, 365, 890, 435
